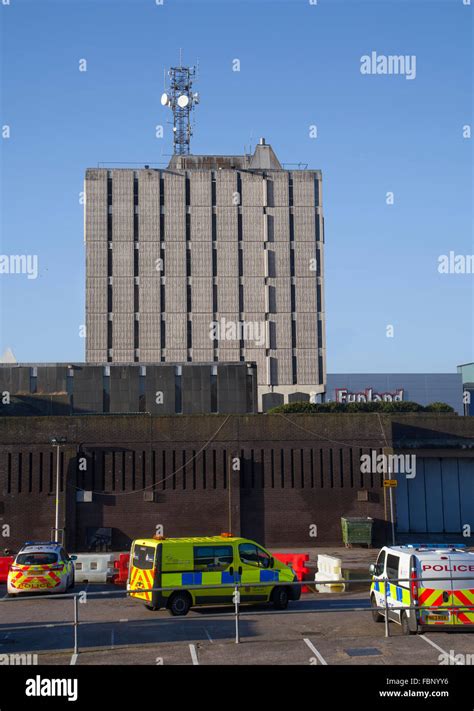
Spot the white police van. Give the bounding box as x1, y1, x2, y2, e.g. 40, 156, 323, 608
370, 544, 474, 634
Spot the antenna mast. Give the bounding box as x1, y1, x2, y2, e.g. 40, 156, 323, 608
161, 56, 199, 155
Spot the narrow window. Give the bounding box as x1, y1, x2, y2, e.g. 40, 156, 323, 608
210, 366, 218, 413
175, 367, 182, 413
160, 318, 166, 348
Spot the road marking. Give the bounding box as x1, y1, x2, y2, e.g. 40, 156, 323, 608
420, 635, 462, 664
119, 618, 128, 623
204, 628, 213, 643
303, 638, 328, 665
189, 644, 199, 665
70, 654, 78, 665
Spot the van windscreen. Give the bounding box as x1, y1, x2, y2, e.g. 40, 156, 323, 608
133, 545, 156, 570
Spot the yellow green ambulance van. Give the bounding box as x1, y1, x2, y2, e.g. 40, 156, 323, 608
128, 534, 300, 615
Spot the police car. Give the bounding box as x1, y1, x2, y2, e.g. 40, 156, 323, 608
369, 544, 474, 634
7, 542, 76, 595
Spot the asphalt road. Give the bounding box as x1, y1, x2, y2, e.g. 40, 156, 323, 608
1, 583, 473, 666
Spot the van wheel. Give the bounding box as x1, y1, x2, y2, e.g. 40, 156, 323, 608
168, 592, 191, 616
401, 611, 416, 635
272, 587, 289, 610
371, 595, 383, 623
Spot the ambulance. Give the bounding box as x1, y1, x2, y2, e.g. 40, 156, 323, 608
369, 544, 474, 634
7, 541, 76, 595
128, 534, 300, 615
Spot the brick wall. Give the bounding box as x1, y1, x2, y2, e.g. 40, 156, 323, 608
0, 413, 472, 551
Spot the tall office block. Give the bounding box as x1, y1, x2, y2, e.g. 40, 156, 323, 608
85, 139, 326, 408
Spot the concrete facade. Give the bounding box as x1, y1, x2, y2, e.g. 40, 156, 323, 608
85, 141, 326, 407
0, 362, 257, 416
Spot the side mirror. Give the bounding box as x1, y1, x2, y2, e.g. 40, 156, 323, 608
70, 555, 78, 561
369, 563, 377, 575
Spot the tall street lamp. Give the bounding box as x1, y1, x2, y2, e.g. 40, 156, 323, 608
50, 436, 67, 542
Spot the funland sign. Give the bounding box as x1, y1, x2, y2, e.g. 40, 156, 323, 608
335, 388, 404, 404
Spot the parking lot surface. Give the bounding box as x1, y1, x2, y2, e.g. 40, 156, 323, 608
1, 583, 473, 666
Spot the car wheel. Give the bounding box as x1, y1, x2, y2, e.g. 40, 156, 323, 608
401, 611, 416, 635
168, 592, 191, 616
371, 595, 383, 623
272, 586, 289, 610
69, 573, 75, 590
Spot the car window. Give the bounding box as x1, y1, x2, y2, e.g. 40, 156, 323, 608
386, 554, 400, 581
194, 546, 233, 572
16, 552, 58, 566
376, 550, 386, 572
256, 546, 271, 569
239, 543, 271, 568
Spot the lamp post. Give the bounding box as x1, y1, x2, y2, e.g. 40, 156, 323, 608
50, 436, 66, 542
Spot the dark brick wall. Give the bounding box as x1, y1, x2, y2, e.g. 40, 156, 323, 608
0, 413, 472, 552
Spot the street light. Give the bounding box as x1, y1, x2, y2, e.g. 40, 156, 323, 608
50, 436, 67, 543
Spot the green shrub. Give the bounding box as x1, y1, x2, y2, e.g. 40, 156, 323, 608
267, 400, 454, 414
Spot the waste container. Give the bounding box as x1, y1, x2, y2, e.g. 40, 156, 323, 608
341, 517, 373, 548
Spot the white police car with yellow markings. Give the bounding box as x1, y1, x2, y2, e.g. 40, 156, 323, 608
7, 541, 76, 595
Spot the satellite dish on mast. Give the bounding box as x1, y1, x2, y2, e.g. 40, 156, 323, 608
160, 92, 169, 106
177, 94, 189, 108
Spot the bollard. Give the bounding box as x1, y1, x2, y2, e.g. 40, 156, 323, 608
73, 595, 79, 655
384, 577, 390, 638
234, 584, 240, 644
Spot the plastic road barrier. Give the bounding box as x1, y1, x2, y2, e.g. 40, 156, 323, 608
274, 553, 311, 593
315, 554, 346, 593
73, 553, 116, 583
0, 557, 14, 583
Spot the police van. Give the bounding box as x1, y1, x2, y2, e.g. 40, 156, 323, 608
128, 534, 300, 615
370, 544, 474, 634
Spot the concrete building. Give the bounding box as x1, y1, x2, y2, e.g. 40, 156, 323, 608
85, 139, 326, 410
0, 362, 257, 416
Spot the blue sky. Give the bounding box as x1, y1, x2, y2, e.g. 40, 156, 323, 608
0, 0, 472, 371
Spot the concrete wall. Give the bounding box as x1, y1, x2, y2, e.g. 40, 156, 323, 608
0, 363, 258, 416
